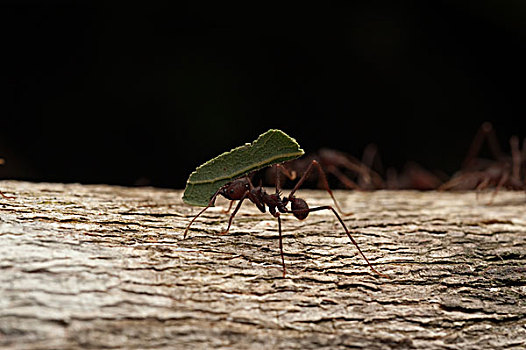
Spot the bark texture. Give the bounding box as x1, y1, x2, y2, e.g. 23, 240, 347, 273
0, 180, 525, 349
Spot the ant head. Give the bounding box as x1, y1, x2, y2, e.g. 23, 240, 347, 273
290, 197, 309, 220
219, 177, 250, 200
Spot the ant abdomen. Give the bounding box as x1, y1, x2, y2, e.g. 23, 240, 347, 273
291, 197, 309, 220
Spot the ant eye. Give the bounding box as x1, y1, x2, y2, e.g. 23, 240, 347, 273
229, 189, 234, 194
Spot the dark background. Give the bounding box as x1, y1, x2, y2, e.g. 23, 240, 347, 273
2, 1, 526, 188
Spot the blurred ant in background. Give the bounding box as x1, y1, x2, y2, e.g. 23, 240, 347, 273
264, 145, 445, 192
439, 122, 525, 201
264, 147, 384, 191
385, 161, 445, 191
251, 123, 526, 198
358, 145, 444, 191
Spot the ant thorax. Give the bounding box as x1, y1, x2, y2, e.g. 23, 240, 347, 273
219, 178, 250, 201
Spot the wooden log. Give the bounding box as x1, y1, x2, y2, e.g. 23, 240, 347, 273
0, 180, 525, 349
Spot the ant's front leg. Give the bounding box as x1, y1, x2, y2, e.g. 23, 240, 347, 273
219, 183, 266, 235
185, 177, 250, 238
288, 160, 353, 216
184, 187, 224, 239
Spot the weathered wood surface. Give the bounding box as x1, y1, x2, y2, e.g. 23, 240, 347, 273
0, 180, 525, 349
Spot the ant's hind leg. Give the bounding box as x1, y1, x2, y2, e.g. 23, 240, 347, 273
288, 160, 353, 216
296, 205, 388, 278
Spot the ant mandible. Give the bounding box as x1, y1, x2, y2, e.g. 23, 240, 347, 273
184, 160, 387, 278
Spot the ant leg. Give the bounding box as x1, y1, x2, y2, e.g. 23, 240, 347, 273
0, 191, 15, 199
463, 122, 503, 169
294, 205, 388, 278
276, 213, 286, 277
183, 188, 223, 239
474, 176, 491, 202
318, 148, 376, 189
488, 171, 509, 205
324, 165, 360, 190
288, 160, 353, 216
219, 194, 248, 235
485, 124, 504, 160
439, 171, 481, 191
274, 164, 282, 194
336, 157, 374, 189
274, 164, 297, 193
221, 200, 235, 214
276, 164, 297, 181
263, 167, 288, 277
362, 143, 383, 173
184, 204, 212, 239
361, 144, 386, 189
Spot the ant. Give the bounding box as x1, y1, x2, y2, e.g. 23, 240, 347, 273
385, 161, 444, 191
439, 122, 525, 201
355, 144, 444, 191
184, 160, 387, 278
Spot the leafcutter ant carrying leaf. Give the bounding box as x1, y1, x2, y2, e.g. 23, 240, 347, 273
182, 129, 387, 278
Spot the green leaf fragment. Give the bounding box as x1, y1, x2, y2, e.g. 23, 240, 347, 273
183, 129, 304, 206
